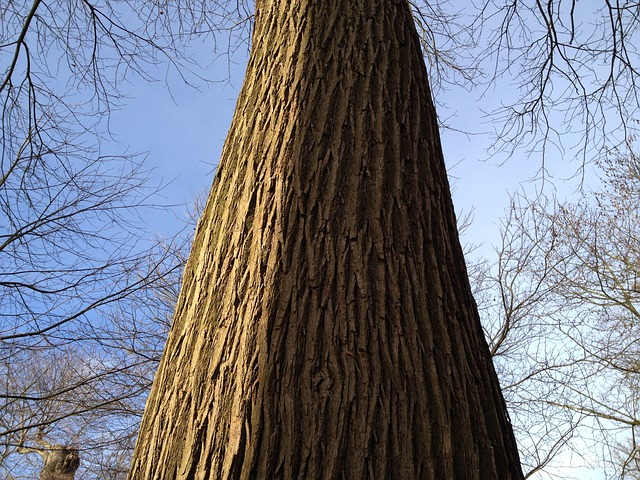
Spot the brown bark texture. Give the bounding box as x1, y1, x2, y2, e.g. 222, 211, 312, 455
40, 446, 80, 480
128, 0, 524, 478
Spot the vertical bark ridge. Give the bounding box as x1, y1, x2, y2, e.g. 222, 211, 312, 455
129, 0, 524, 479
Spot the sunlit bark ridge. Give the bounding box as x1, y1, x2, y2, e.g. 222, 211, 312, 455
129, 0, 524, 478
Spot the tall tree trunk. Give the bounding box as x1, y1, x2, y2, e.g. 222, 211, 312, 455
129, 0, 524, 478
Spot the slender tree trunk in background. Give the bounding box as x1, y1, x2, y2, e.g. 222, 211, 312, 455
129, 0, 524, 478
18, 434, 80, 480
39, 447, 80, 480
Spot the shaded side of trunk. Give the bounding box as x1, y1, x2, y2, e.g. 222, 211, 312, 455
129, 0, 524, 478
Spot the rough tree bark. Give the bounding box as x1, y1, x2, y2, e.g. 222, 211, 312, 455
129, 0, 524, 478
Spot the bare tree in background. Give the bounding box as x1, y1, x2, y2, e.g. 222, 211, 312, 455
17, 428, 80, 480
1, 237, 189, 479
0, 0, 236, 477
468, 197, 587, 478
467, 145, 640, 478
